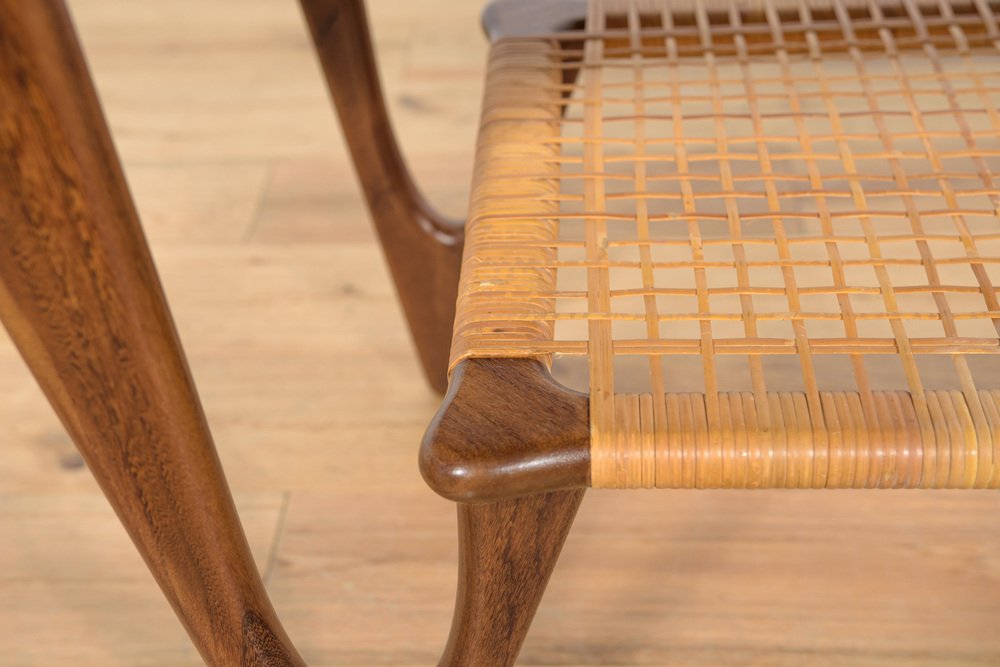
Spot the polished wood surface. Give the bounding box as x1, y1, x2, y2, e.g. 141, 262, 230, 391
422, 359, 590, 502
0, 2, 304, 665
440, 489, 585, 666
3, 0, 1000, 665
299, 0, 463, 394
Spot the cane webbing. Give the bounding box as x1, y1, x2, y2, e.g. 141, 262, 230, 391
452, 0, 1000, 488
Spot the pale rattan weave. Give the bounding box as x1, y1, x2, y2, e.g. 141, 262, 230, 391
452, 0, 1000, 488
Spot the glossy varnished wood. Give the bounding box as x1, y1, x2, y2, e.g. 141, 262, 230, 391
298, 0, 464, 394
422, 360, 589, 664
421, 359, 591, 503
4, 1, 1000, 664
440, 489, 586, 667
0, 2, 304, 665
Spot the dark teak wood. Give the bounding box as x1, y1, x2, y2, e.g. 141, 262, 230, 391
299, 0, 465, 394
295, 1, 600, 662
421, 359, 591, 503
422, 360, 589, 665
440, 489, 586, 667
0, 2, 304, 665
3, 0, 595, 664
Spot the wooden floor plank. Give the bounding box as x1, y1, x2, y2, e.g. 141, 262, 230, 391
0, 494, 287, 667
264, 490, 1000, 666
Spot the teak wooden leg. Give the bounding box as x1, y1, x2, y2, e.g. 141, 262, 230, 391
299, 0, 465, 394
0, 3, 304, 666
439, 490, 585, 667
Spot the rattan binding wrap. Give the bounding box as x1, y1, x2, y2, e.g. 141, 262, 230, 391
453, 0, 1000, 489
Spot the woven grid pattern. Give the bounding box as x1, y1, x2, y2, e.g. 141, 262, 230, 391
452, 0, 1000, 488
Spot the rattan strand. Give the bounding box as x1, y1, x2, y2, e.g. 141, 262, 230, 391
452, 0, 1000, 488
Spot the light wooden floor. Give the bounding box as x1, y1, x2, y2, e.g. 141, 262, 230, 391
2, 1, 1000, 665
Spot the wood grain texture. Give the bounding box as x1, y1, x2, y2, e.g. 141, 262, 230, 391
4, 0, 1000, 664
299, 0, 464, 394
440, 489, 586, 667
421, 359, 590, 502
7, 490, 1000, 665
0, 2, 304, 665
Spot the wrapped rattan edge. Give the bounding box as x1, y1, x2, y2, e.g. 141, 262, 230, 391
449, 39, 564, 372
449, 3, 1000, 491
593, 388, 1000, 488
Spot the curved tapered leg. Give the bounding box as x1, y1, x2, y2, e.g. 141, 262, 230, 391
0, 3, 305, 666
440, 490, 585, 667
299, 0, 464, 394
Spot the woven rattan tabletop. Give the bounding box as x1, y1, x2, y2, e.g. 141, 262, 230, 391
451, 0, 1000, 489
